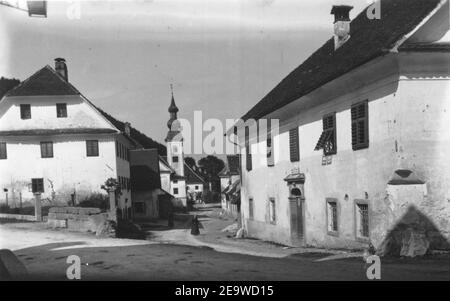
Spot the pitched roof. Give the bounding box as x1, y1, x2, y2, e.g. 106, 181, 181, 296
96, 108, 166, 155
241, 0, 442, 121
6, 66, 80, 97
185, 163, 207, 184
130, 165, 161, 191
3, 64, 167, 155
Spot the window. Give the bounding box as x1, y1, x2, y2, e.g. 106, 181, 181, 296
356, 202, 370, 239
351, 101, 369, 150
31, 178, 44, 193
134, 202, 146, 214
56, 103, 67, 118
195, 185, 199, 190
289, 127, 300, 162
249, 198, 254, 220
315, 113, 337, 155
266, 120, 274, 167
173, 180, 178, 184
20, 104, 31, 119
245, 127, 252, 171
268, 198, 276, 224
86, 140, 99, 157
40, 141, 53, 158
173, 188, 179, 195
326, 199, 338, 235
0, 142, 6, 159
172, 156, 179, 163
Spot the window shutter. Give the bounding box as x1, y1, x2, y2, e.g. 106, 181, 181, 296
0, 142, 6, 159
351, 101, 369, 150
245, 127, 252, 171
289, 128, 299, 162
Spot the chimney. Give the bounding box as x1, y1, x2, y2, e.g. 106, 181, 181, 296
330, 5, 353, 50
54, 58, 68, 81
124, 122, 131, 136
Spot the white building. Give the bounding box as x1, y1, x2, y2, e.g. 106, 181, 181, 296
0, 58, 166, 220
230, 0, 450, 254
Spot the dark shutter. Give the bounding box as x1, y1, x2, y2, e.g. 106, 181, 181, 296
245, 127, 252, 171
351, 101, 369, 150
0, 142, 6, 159
289, 128, 299, 162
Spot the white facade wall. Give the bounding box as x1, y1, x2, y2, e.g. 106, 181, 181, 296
0, 134, 117, 205
240, 51, 450, 249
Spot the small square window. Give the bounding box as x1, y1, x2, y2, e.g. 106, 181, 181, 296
56, 103, 67, 118
40, 141, 53, 158
195, 185, 199, 190
86, 140, 99, 157
172, 156, 179, 163
173, 188, 179, 195
20, 104, 31, 120
0, 142, 7, 160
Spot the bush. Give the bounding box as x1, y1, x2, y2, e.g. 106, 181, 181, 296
78, 193, 109, 211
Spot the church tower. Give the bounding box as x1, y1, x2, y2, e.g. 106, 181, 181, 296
165, 85, 185, 177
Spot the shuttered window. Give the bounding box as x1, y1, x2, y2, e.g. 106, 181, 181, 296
0, 142, 6, 159
40, 141, 53, 158
86, 140, 99, 157
245, 127, 252, 171
315, 113, 337, 155
289, 128, 299, 162
351, 101, 369, 150
266, 120, 274, 167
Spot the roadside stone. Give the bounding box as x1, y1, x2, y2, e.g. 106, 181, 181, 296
400, 230, 430, 257
221, 222, 238, 234
235, 228, 244, 239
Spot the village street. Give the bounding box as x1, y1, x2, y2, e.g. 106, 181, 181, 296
1, 204, 449, 281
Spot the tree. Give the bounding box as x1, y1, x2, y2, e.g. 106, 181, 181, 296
185, 157, 197, 169
198, 155, 225, 193
0, 77, 20, 99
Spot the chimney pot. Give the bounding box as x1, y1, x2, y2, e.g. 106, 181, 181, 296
54, 58, 68, 81
124, 122, 131, 136
330, 5, 353, 50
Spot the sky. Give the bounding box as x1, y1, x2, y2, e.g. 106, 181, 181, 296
0, 0, 367, 158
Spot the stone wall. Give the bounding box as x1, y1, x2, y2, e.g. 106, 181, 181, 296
47, 207, 114, 236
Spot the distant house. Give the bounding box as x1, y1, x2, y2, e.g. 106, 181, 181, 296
130, 149, 174, 219
229, 0, 450, 253
219, 155, 240, 215
0, 58, 165, 220
185, 164, 207, 202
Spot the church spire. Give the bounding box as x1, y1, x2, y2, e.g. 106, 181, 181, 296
167, 84, 179, 130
